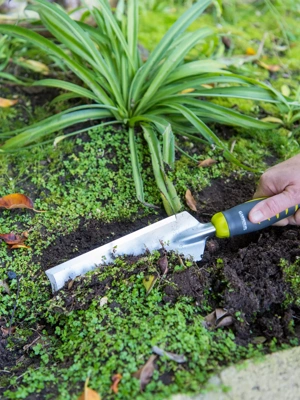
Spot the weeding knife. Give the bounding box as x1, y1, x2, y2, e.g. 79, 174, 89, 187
46, 198, 299, 292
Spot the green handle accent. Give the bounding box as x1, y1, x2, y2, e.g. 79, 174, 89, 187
211, 198, 299, 238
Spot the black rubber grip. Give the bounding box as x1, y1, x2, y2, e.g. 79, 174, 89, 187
222, 199, 299, 237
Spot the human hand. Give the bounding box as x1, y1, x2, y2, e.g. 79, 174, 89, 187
248, 154, 300, 226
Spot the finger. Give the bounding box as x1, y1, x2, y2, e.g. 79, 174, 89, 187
248, 192, 297, 223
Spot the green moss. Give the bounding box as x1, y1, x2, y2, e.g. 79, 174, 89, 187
3, 255, 263, 400
280, 258, 300, 308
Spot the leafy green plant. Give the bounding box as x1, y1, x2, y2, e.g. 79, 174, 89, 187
0, 0, 287, 214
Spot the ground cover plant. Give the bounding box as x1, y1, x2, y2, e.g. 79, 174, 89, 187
0, 0, 290, 215
0, 0, 300, 399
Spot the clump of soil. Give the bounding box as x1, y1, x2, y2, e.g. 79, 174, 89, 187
41, 173, 300, 345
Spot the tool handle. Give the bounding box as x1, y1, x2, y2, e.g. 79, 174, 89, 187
211, 198, 299, 238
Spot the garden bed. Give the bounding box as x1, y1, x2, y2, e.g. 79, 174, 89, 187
0, 1, 300, 399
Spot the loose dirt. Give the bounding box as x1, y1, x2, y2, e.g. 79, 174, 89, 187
41, 173, 300, 345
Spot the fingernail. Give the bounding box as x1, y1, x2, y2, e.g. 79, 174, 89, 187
251, 210, 264, 223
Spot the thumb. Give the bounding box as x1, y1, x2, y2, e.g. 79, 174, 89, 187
249, 192, 296, 223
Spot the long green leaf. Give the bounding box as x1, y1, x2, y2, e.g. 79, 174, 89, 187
1, 107, 114, 150
142, 124, 181, 215
33, 79, 99, 101
162, 124, 175, 169
91, 0, 134, 71
135, 27, 212, 114
165, 60, 226, 84
188, 87, 279, 102
128, 126, 146, 204
29, 0, 126, 111
158, 97, 277, 129
129, 0, 212, 105
167, 103, 254, 170
127, 0, 139, 70
0, 24, 113, 107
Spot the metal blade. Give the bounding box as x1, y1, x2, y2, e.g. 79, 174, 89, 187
46, 211, 215, 292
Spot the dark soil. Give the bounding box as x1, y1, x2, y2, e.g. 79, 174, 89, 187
41, 173, 300, 346
1, 174, 300, 398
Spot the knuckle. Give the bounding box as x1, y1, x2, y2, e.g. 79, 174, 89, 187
287, 187, 300, 203
264, 198, 279, 216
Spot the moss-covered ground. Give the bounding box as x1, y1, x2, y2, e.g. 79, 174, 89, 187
0, 1, 299, 399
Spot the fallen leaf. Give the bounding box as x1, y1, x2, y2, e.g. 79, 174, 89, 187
201, 84, 214, 89
260, 116, 283, 124
99, 296, 108, 307
53, 135, 67, 147
246, 47, 256, 55
0, 97, 18, 108
0, 193, 34, 210
185, 189, 197, 212
152, 345, 187, 363
179, 88, 195, 94
143, 275, 158, 295
0, 232, 27, 245
77, 378, 101, 400
133, 355, 157, 391
203, 308, 233, 330
158, 255, 168, 275
1, 326, 16, 336
67, 279, 75, 290
198, 158, 217, 167
9, 244, 31, 250
222, 36, 231, 49
215, 315, 234, 328
281, 84, 291, 97
252, 336, 267, 345
18, 58, 49, 75
0, 280, 10, 294
215, 308, 229, 323
203, 310, 216, 328
110, 373, 122, 394
258, 61, 280, 72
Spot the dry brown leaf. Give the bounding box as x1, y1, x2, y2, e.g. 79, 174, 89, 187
0, 193, 34, 210
179, 88, 195, 94
0, 97, 18, 108
185, 189, 197, 212
18, 58, 49, 75
77, 378, 101, 400
110, 373, 122, 394
204, 308, 233, 330
215, 315, 234, 329
251, 336, 267, 345
158, 255, 168, 275
0, 280, 10, 294
133, 355, 157, 391
152, 345, 187, 363
260, 116, 283, 124
222, 36, 231, 49
1, 326, 16, 336
198, 158, 217, 168
9, 244, 31, 250
258, 61, 280, 72
246, 47, 256, 55
203, 310, 216, 328
0, 232, 27, 245
201, 84, 214, 89
215, 308, 229, 323
143, 275, 158, 295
